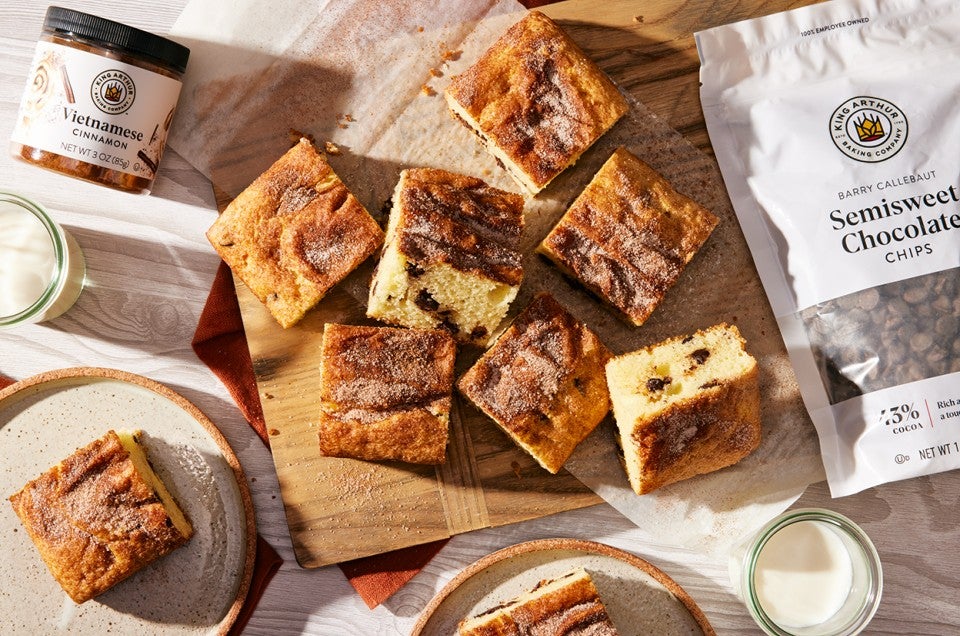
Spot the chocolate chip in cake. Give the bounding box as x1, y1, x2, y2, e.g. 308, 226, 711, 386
646, 377, 671, 392
439, 316, 460, 334
415, 288, 440, 312
406, 261, 425, 278
690, 348, 710, 365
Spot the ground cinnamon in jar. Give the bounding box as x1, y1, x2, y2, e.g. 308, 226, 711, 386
11, 7, 189, 194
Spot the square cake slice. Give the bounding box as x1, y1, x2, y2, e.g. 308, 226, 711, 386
206, 138, 384, 328
458, 567, 620, 635
538, 147, 719, 326
318, 323, 457, 464
8, 430, 193, 603
367, 168, 524, 347
458, 292, 612, 474
445, 11, 629, 195
605, 323, 761, 495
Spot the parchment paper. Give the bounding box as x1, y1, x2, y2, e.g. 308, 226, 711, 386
168, 0, 825, 556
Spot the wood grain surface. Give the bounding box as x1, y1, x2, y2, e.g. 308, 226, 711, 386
2, 1, 959, 635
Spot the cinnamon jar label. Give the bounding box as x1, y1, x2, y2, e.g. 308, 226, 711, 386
12, 41, 182, 180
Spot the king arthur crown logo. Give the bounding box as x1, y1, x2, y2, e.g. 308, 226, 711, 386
854, 114, 885, 142
830, 96, 908, 163
102, 81, 124, 104
90, 69, 136, 115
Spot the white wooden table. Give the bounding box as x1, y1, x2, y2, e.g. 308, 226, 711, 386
1, 1, 958, 634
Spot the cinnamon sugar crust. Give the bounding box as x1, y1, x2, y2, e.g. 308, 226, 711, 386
367, 168, 524, 346
458, 567, 620, 635
458, 293, 612, 474
396, 169, 524, 286
445, 11, 629, 194
207, 138, 384, 328
318, 323, 456, 464
539, 147, 719, 326
8, 431, 193, 603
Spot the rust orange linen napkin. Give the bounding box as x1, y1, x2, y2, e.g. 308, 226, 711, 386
0, 372, 282, 634
191, 263, 448, 609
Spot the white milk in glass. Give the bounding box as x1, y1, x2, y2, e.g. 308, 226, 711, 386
0, 199, 57, 317
0, 193, 84, 326
754, 520, 854, 628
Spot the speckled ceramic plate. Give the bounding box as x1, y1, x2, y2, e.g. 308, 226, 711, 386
412, 538, 715, 636
0, 368, 256, 635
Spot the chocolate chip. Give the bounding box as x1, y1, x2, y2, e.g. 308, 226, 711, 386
690, 348, 710, 364
414, 288, 440, 312
646, 377, 671, 392
801, 270, 959, 404
439, 316, 460, 334
406, 261, 425, 278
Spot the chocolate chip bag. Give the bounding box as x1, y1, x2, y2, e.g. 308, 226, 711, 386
697, 0, 960, 496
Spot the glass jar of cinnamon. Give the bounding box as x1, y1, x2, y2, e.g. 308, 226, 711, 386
11, 7, 190, 195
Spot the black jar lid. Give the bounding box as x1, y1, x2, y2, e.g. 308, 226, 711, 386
43, 6, 190, 74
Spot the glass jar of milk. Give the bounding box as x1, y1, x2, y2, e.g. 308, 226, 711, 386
732, 509, 882, 636
0, 191, 85, 328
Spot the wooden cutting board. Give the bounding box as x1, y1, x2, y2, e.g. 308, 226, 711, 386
229, 0, 815, 568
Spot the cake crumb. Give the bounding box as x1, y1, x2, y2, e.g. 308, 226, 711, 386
269, 428, 280, 436
421, 84, 436, 97
633, 15, 644, 23
287, 128, 315, 147
324, 141, 342, 155
440, 43, 462, 62
429, 67, 443, 78
417, 25, 424, 32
